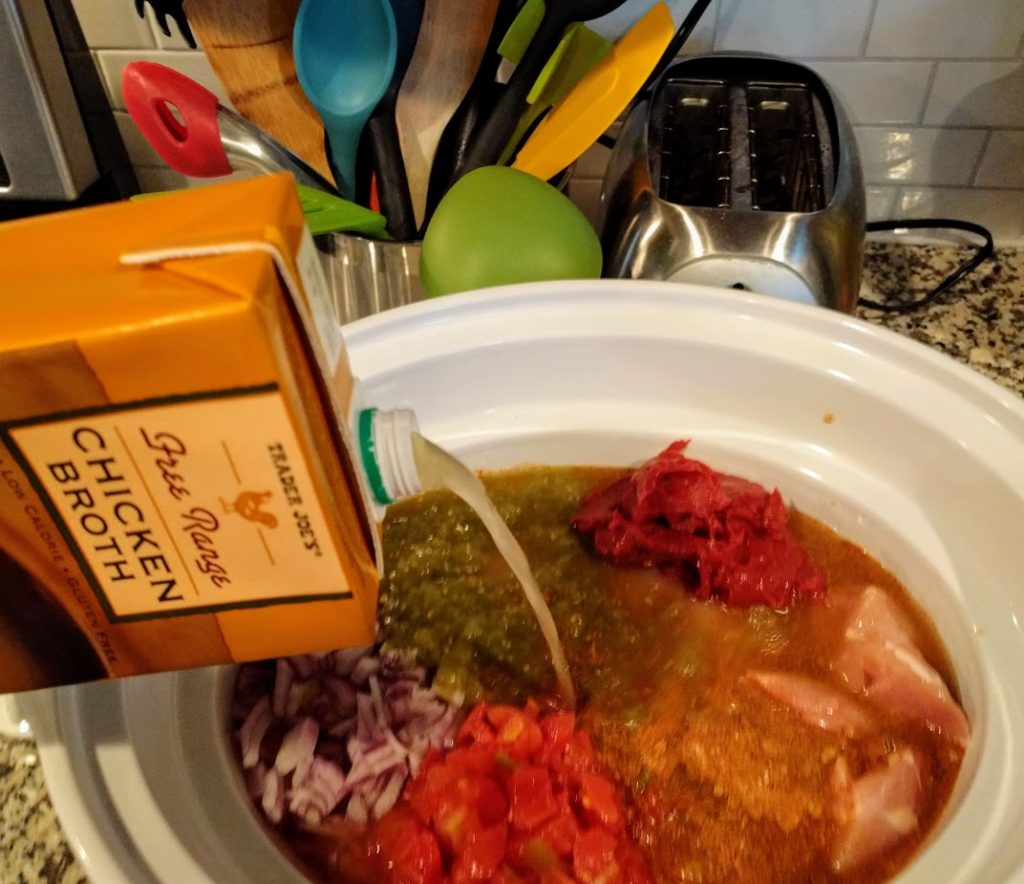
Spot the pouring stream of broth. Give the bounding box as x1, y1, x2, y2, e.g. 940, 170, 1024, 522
411, 433, 577, 709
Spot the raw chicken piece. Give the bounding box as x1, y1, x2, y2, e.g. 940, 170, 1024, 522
832, 749, 924, 871
843, 585, 919, 651
835, 587, 970, 747
745, 670, 874, 737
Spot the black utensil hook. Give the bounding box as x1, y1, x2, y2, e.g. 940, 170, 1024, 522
133, 0, 196, 48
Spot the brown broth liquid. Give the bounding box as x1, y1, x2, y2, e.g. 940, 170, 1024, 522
377, 466, 966, 883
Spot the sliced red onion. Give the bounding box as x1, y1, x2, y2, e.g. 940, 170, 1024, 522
275, 717, 319, 785
272, 659, 292, 718
346, 792, 369, 825
239, 696, 273, 769
325, 675, 357, 714
334, 647, 369, 677
328, 717, 357, 738
262, 768, 285, 825
246, 762, 268, 800
234, 646, 463, 833
289, 756, 347, 825
374, 767, 408, 820
285, 680, 306, 719
351, 655, 380, 686
291, 655, 316, 679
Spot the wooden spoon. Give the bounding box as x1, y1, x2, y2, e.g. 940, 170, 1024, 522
183, 0, 333, 183
394, 0, 499, 227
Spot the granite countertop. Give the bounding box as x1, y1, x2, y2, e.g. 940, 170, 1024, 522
2, 241, 1022, 884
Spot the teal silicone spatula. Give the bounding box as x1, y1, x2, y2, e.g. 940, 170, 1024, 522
294, 0, 397, 200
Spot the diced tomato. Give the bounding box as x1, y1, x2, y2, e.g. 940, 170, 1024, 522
560, 730, 599, 777
435, 772, 508, 828
418, 748, 444, 777
372, 807, 443, 884
486, 706, 530, 729
431, 770, 510, 856
507, 765, 560, 831
577, 773, 624, 833
373, 702, 650, 884
451, 822, 508, 882
408, 761, 463, 826
536, 804, 581, 858
493, 751, 518, 775
616, 840, 654, 884
573, 827, 621, 884
539, 869, 578, 884
458, 704, 497, 747
468, 776, 509, 827
445, 745, 500, 777
490, 865, 527, 884
519, 835, 563, 873
539, 712, 576, 761
487, 706, 544, 760
436, 802, 479, 855
504, 834, 576, 883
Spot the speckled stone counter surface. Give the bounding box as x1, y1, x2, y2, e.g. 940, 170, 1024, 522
1, 242, 1022, 884
857, 242, 1024, 396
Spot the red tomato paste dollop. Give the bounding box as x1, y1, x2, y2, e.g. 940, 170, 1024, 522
370, 702, 651, 883
572, 440, 826, 608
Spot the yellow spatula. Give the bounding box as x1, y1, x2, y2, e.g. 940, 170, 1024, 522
511, 2, 673, 184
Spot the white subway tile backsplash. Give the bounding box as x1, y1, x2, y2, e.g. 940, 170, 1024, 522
71, 0, 154, 49
855, 127, 987, 186
145, 8, 199, 50
114, 111, 164, 167
923, 62, 1024, 127
802, 61, 934, 124
898, 187, 1024, 238
575, 141, 614, 180
134, 165, 188, 192
974, 130, 1024, 188
715, 0, 874, 57
568, 178, 604, 228
866, 0, 1024, 59
95, 49, 229, 111
590, 0, 717, 53
135, 166, 250, 193
866, 186, 899, 220
71, 0, 1024, 242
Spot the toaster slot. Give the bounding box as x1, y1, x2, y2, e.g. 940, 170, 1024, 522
657, 79, 731, 208
747, 82, 830, 212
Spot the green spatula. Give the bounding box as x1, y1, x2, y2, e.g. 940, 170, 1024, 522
294, 184, 389, 236
132, 183, 388, 238
498, 22, 612, 165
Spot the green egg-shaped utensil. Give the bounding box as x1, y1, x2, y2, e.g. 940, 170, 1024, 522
420, 165, 602, 297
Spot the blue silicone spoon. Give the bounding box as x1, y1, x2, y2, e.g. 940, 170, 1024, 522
294, 0, 397, 200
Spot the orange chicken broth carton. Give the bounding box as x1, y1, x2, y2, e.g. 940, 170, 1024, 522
0, 175, 380, 693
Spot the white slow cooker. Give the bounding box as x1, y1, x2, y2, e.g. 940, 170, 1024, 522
16, 281, 1024, 883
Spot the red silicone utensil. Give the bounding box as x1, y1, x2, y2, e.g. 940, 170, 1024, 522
121, 61, 338, 193
122, 61, 231, 178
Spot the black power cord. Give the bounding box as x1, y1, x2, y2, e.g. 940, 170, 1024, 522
857, 218, 995, 313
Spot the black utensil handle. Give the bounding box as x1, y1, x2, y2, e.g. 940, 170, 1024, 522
634, 0, 714, 102
457, 14, 567, 176
423, 0, 520, 227
366, 110, 417, 241
423, 79, 506, 228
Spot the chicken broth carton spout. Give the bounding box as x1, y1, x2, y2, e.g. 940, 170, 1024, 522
0, 175, 381, 693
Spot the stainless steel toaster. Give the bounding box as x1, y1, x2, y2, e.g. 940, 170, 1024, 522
600, 53, 865, 311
